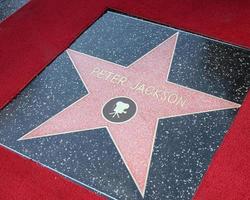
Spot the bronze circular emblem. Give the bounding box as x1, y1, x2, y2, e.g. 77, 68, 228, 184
102, 97, 137, 123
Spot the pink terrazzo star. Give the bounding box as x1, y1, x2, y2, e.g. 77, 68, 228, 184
19, 33, 240, 196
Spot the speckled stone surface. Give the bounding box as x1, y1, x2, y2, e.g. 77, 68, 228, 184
0, 11, 249, 200
0, 0, 28, 21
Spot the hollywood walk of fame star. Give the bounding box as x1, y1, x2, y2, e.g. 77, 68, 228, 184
19, 33, 240, 196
